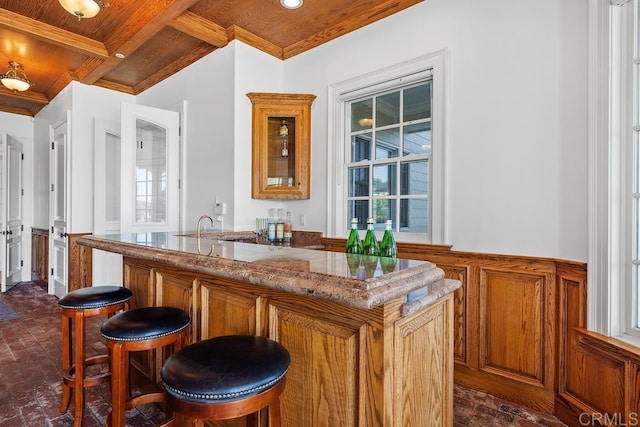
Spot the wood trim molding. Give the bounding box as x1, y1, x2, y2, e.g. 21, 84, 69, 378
67, 233, 92, 292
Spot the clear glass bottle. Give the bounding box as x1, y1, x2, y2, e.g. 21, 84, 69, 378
345, 218, 363, 254
283, 211, 293, 244
267, 208, 276, 242
276, 208, 285, 242
362, 217, 379, 256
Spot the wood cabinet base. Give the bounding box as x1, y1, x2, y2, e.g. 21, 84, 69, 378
122, 257, 454, 426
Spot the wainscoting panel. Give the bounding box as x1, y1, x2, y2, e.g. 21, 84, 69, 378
479, 268, 545, 385
321, 238, 557, 413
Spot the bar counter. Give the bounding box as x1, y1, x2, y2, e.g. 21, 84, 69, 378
78, 231, 460, 426
79, 232, 457, 311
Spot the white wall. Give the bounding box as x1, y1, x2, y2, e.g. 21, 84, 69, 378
70, 83, 134, 232
232, 42, 284, 231
23, 0, 587, 263
283, 0, 588, 261
34, 82, 134, 233
137, 44, 237, 232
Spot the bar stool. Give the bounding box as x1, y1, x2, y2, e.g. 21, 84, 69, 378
58, 285, 133, 427
100, 306, 190, 427
161, 335, 290, 426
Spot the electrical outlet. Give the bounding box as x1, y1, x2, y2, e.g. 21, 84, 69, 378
214, 202, 227, 215
299, 214, 306, 226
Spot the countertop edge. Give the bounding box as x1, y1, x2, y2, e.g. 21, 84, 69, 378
79, 234, 454, 310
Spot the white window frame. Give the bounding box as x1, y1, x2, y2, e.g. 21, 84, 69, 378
327, 51, 448, 242
588, 0, 640, 345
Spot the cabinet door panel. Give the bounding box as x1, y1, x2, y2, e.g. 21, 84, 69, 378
269, 302, 363, 427
155, 269, 196, 383
200, 281, 261, 339
123, 261, 154, 380
155, 269, 196, 343
394, 297, 452, 426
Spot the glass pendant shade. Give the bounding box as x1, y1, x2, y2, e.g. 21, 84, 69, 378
0, 62, 31, 92
58, 0, 107, 19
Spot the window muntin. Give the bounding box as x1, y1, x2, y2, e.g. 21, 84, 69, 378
346, 81, 432, 232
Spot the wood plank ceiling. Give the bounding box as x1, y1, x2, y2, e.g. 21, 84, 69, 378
0, 0, 423, 117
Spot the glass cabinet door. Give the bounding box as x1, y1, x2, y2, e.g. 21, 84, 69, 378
247, 92, 316, 199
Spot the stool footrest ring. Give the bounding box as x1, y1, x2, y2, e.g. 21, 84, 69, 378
61, 354, 110, 388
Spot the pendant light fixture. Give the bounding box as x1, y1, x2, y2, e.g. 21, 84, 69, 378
58, 0, 109, 20
0, 61, 32, 92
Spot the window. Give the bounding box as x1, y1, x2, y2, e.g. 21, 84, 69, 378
346, 83, 431, 233
633, 0, 640, 336
588, 0, 640, 344
135, 119, 168, 224
327, 52, 447, 242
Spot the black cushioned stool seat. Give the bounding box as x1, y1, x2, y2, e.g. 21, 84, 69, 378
101, 306, 190, 427
58, 285, 132, 427
161, 335, 290, 426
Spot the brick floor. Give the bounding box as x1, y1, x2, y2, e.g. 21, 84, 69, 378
0, 281, 567, 426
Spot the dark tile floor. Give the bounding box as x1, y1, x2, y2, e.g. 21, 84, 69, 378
0, 281, 568, 426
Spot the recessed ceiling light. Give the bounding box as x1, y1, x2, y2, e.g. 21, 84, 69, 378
115, 52, 125, 59
280, 0, 303, 9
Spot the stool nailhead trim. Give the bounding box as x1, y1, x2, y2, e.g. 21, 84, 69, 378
59, 298, 131, 310
101, 323, 189, 342
162, 370, 288, 402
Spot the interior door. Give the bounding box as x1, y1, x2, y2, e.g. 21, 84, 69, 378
50, 115, 70, 298
120, 103, 180, 234
93, 119, 122, 284
0, 135, 24, 291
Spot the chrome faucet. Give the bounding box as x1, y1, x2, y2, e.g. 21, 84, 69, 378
197, 215, 214, 240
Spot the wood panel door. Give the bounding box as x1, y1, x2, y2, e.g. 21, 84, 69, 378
393, 295, 453, 426
197, 283, 264, 427
123, 260, 155, 380
268, 301, 367, 427
155, 268, 196, 385
200, 280, 262, 339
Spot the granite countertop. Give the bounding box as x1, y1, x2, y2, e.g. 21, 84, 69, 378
79, 232, 459, 311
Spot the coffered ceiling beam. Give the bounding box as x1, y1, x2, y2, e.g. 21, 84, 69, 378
76, 0, 202, 85
169, 11, 229, 47
0, 8, 109, 58
0, 86, 49, 104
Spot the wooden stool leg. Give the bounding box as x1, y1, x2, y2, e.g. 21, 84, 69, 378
110, 342, 127, 427
246, 412, 259, 427
72, 311, 86, 427
269, 395, 283, 427
60, 313, 72, 414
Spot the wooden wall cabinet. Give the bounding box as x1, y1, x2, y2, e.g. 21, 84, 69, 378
247, 92, 316, 199
31, 228, 49, 282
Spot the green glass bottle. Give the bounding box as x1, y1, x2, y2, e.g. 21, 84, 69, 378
362, 218, 379, 256
345, 218, 363, 254
379, 220, 397, 258
379, 220, 397, 273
